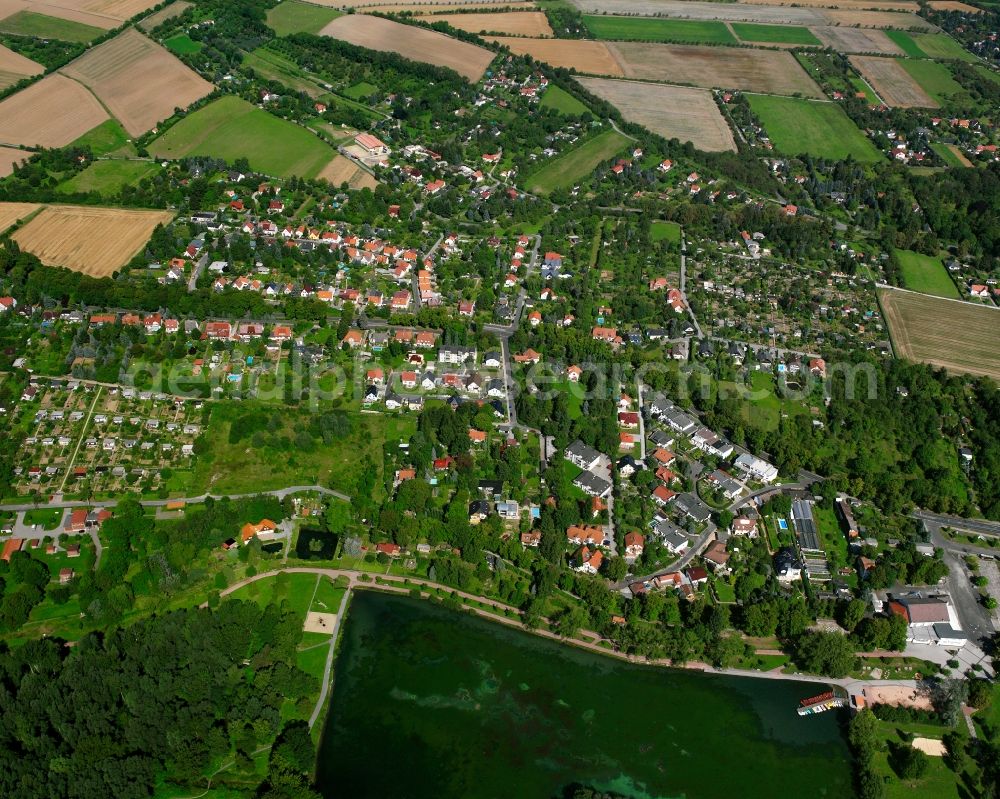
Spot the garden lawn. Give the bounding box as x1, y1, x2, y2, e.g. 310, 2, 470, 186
583, 15, 735, 45
539, 84, 589, 115
150, 95, 337, 179
525, 128, 631, 194
0, 11, 102, 42
58, 159, 160, 195
897, 58, 964, 103
747, 95, 881, 162
650, 220, 681, 243
23, 507, 62, 529
871, 719, 962, 799
164, 33, 202, 54
342, 81, 377, 100
227, 571, 318, 621
930, 142, 970, 168
267, 0, 342, 36
732, 23, 820, 46
895, 249, 959, 298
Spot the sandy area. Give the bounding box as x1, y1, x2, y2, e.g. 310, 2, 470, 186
863, 684, 933, 710
912, 737, 947, 756
304, 611, 338, 634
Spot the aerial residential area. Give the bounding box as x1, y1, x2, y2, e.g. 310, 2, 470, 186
1, 0, 1000, 797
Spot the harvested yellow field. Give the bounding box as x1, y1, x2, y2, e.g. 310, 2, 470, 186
579, 78, 736, 152
927, 0, 981, 10
138, 0, 191, 30
61, 28, 213, 137
433, 11, 552, 36
821, 8, 932, 27
12, 204, 175, 276
0, 201, 40, 232
0, 146, 29, 177
0, 74, 108, 148
0, 42, 42, 90
812, 27, 903, 55
321, 14, 495, 82
745, 0, 917, 8
367, 1, 534, 11
0, 0, 159, 29
318, 155, 378, 190
610, 42, 824, 97
850, 55, 937, 108
488, 36, 625, 76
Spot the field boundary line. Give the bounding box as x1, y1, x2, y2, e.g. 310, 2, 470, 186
877, 282, 1000, 310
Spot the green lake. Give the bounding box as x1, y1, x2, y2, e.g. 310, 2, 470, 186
317, 592, 853, 799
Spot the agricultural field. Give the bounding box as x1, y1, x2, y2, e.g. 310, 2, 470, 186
0, 41, 41, 89
11, 204, 175, 276
266, 0, 342, 36
583, 15, 736, 45
56, 159, 161, 195
524, 128, 631, 194
747, 95, 881, 162
320, 14, 495, 82
149, 95, 339, 179
137, 0, 190, 31
539, 84, 589, 115
488, 37, 625, 76
360, 0, 534, 11
316, 154, 378, 190
70, 118, 132, 156
0, 145, 28, 177
243, 47, 329, 99
730, 23, 820, 46
579, 78, 736, 152
812, 26, 903, 55
0, 200, 40, 232
850, 55, 938, 107
0, 9, 103, 40
897, 58, 963, 104
895, 249, 959, 298
609, 41, 824, 97
60, 28, 213, 137
0, 73, 109, 148
888, 31, 978, 62
880, 287, 1000, 380
434, 11, 552, 36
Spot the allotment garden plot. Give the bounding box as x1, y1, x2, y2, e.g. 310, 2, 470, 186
11, 204, 175, 276
578, 78, 736, 152
880, 288, 1000, 380
13, 383, 205, 498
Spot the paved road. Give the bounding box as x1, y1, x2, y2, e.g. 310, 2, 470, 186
414, 233, 444, 310
0, 484, 350, 513
308, 586, 351, 729
914, 509, 1000, 538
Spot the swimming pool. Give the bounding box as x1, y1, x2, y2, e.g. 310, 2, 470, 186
778, 518, 788, 530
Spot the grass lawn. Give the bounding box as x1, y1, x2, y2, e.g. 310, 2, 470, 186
242, 47, 328, 99
0, 10, 103, 42
719, 371, 809, 431
549, 378, 584, 419
974, 65, 1000, 86
732, 23, 820, 46
849, 76, 879, 103
931, 142, 970, 168
897, 58, 964, 103
650, 220, 681, 243
266, 0, 341, 36
912, 33, 978, 63
525, 128, 631, 194
885, 30, 927, 59
342, 80, 377, 100
164, 33, 202, 54
895, 249, 960, 298
150, 95, 337, 179
813, 502, 852, 578
23, 507, 62, 529
539, 84, 589, 116
583, 15, 735, 44
872, 719, 962, 799
57, 159, 160, 195
227, 570, 318, 620
747, 95, 881, 162
713, 579, 736, 603
71, 119, 133, 157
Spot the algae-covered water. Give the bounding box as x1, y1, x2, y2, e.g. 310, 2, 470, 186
316, 592, 853, 799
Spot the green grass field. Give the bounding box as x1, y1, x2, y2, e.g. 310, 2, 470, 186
747, 95, 881, 162
913, 33, 978, 63
885, 30, 927, 59
895, 249, 959, 298
974, 65, 1000, 86
897, 59, 964, 103
150, 96, 336, 179
540, 85, 589, 116
342, 81, 377, 100
71, 119, 133, 156
872, 719, 961, 799
931, 142, 970, 168
583, 15, 736, 45
23, 507, 62, 530
525, 128, 631, 194
732, 23, 820, 46
243, 48, 328, 99
0, 10, 103, 42
650, 220, 681, 243
58, 160, 161, 195
164, 33, 202, 54
266, 0, 342, 36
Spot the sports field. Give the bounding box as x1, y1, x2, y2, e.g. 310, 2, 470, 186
579, 77, 736, 152
895, 249, 959, 298
897, 58, 963, 103
11, 204, 174, 276
0, 10, 103, 41
266, 0, 341, 36
583, 15, 736, 44
748, 95, 881, 162
149, 95, 338, 179
57, 159, 160, 195
880, 287, 1000, 380
525, 128, 631, 194
731, 23, 820, 45
540, 85, 589, 115
0, 73, 109, 148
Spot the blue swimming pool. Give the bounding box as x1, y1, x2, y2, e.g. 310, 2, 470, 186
778, 518, 788, 530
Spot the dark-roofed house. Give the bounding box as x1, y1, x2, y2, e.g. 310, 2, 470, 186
574, 471, 612, 498
565, 439, 602, 470
791, 500, 820, 551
